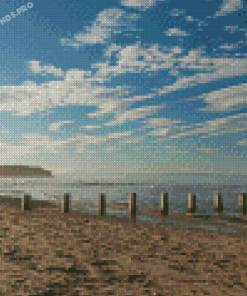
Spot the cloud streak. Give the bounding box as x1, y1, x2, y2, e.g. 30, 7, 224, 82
165, 28, 191, 37
61, 8, 140, 46
48, 121, 74, 132
121, 0, 166, 11
214, 0, 243, 17
28, 61, 64, 77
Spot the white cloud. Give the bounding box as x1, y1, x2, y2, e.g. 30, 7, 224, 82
104, 133, 145, 150
21, 133, 106, 155
0, 61, 159, 119
143, 113, 247, 140
214, 0, 243, 17
224, 25, 246, 33
148, 128, 170, 136
94, 44, 247, 88
61, 8, 140, 46
107, 131, 133, 139
139, 118, 186, 138
81, 125, 102, 129
0, 133, 77, 157
199, 83, 247, 112
169, 114, 247, 139
165, 28, 191, 37
121, 0, 165, 11
155, 49, 247, 95
142, 117, 185, 128
92, 43, 184, 81
218, 43, 239, 50
72, 135, 107, 145
69, 135, 107, 154
23, 134, 77, 151
0, 81, 50, 116
65, 69, 92, 81
48, 121, 74, 132
8, 46, 246, 119
0, 74, 132, 116
186, 15, 199, 22
28, 61, 64, 77
104, 43, 123, 57
118, 137, 144, 143
0, 143, 37, 156
104, 104, 165, 126
87, 99, 133, 119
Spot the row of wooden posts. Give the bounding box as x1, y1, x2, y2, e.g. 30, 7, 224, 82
19, 192, 247, 217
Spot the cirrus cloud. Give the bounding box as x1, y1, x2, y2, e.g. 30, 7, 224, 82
61, 8, 140, 46
165, 28, 191, 37
121, 0, 166, 11
214, 0, 243, 17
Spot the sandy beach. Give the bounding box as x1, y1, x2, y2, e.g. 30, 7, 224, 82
0, 196, 247, 295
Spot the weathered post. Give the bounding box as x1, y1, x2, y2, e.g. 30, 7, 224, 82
22, 194, 31, 211
213, 193, 223, 214
238, 193, 247, 215
188, 193, 196, 214
129, 193, 136, 218
161, 193, 169, 216
99, 193, 106, 215
62, 193, 70, 213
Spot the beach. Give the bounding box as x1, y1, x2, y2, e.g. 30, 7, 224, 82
0, 197, 247, 295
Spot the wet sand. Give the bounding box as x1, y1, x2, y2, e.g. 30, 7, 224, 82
0, 197, 247, 295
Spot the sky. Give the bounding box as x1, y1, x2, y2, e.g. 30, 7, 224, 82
0, 0, 246, 182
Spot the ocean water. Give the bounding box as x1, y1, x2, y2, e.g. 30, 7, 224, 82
0, 177, 246, 225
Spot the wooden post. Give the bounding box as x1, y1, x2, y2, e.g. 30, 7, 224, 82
62, 193, 70, 213
161, 193, 169, 215
129, 193, 136, 218
213, 193, 223, 214
238, 193, 247, 215
22, 194, 31, 211
188, 193, 196, 214
99, 194, 106, 215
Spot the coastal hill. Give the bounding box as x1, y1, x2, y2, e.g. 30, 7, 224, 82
0, 165, 53, 178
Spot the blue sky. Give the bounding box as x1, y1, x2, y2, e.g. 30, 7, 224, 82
0, 0, 246, 182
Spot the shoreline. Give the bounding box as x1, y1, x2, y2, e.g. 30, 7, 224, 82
2, 195, 247, 235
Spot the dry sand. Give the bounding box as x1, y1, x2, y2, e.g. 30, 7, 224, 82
0, 197, 247, 295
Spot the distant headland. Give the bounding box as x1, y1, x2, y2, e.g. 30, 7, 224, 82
0, 165, 53, 178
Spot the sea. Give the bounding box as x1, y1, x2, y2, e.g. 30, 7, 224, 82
0, 175, 246, 227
